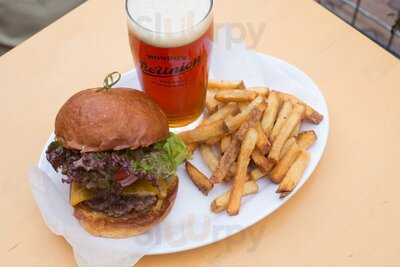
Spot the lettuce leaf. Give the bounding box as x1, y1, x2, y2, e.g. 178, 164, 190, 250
132, 133, 188, 178
159, 133, 189, 168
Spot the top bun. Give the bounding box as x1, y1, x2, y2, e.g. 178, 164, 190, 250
55, 88, 169, 152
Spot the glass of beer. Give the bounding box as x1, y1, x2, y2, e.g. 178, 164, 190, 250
126, 0, 214, 127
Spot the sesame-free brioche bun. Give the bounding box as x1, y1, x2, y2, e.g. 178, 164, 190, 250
55, 88, 169, 152
74, 176, 178, 238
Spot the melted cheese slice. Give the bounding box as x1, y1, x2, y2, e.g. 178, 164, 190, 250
70, 180, 160, 206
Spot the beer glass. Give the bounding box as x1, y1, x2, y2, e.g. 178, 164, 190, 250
126, 0, 214, 127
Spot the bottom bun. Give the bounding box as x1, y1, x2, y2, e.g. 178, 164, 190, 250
73, 177, 178, 238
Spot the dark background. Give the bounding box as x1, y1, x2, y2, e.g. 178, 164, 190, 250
0, 0, 399, 58
316, 0, 400, 58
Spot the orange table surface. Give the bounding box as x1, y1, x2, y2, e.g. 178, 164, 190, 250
1, 0, 399, 266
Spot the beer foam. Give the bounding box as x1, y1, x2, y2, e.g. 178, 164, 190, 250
126, 0, 213, 48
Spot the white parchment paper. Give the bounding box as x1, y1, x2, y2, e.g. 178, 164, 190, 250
28, 27, 329, 267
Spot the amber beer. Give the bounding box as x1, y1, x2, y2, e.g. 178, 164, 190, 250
126, 0, 214, 127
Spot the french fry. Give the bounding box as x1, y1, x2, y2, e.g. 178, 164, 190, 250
251, 149, 275, 173
291, 123, 301, 137
203, 103, 236, 151
279, 192, 291, 198
258, 102, 268, 111
270, 101, 293, 141
268, 104, 305, 162
206, 90, 221, 114
234, 104, 266, 140
211, 110, 261, 184
226, 162, 238, 180
211, 138, 241, 183
249, 87, 270, 97
183, 81, 322, 212
221, 162, 238, 182
239, 101, 267, 113
275, 91, 323, 124
217, 102, 227, 110
215, 90, 258, 103
238, 102, 250, 112
222, 103, 266, 146
297, 130, 317, 148
179, 119, 226, 144
261, 92, 280, 136
202, 102, 239, 125
208, 80, 245, 90
214, 142, 222, 158
225, 96, 265, 132
227, 128, 258, 215
270, 131, 317, 183
305, 108, 324, 125
270, 143, 301, 184
279, 137, 296, 160
205, 136, 222, 145
200, 145, 220, 172
255, 122, 271, 154
211, 111, 262, 183
277, 150, 310, 197
211, 181, 259, 213
275, 92, 299, 105
250, 168, 267, 180
222, 114, 234, 129
186, 143, 198, 156
185, 161, 214, 195
220, 135, 232, 154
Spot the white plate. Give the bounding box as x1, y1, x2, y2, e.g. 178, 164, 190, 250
38, 53, 329, 256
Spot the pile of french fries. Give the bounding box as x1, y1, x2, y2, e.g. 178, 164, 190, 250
180, 80, 323, 216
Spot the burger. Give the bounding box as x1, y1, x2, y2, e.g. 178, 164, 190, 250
45, 87, 187, 238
